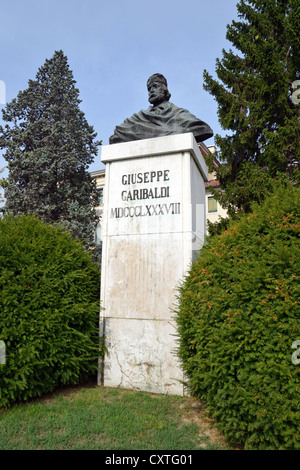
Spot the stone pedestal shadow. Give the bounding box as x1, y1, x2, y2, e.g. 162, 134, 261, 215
99, 133, 208, 395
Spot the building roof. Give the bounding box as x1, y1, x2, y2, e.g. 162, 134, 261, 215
205, 179, 220, 188
90, 169, 105, 178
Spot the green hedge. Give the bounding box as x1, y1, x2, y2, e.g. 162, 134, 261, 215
0, 215, 100, 408
176, 183, 300, 449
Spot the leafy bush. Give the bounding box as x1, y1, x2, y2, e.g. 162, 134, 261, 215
176, 183, 300, 449
0, 215, 100, 408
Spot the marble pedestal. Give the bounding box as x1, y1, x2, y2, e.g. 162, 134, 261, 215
99, 133, 208, 395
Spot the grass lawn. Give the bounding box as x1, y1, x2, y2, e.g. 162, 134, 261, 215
0, 379, 234, 450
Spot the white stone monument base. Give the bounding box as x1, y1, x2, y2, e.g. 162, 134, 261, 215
99, 133, 208, 396
102, 318, 182, 395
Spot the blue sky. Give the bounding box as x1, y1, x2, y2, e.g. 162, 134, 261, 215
0, 0, 239, 175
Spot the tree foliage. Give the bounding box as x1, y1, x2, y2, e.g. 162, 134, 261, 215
203, 0, 300, 223
0, 50, 101, 248
0, 167, 6, 205
0, 215, 100, 408
175, 181, 300, 449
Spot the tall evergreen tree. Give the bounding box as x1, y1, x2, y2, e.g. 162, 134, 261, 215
0, 167, 6, 205
203, 0, 300, 224
0, 50, 101, 247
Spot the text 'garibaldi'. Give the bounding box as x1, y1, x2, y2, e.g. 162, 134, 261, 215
109, 74, 213, 145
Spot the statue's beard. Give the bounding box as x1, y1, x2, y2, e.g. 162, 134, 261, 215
148, 92, 168, 107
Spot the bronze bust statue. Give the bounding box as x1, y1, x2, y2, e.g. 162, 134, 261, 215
109, 73, 213, 144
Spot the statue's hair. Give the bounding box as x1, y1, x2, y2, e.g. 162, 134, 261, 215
147, 73, 171, 101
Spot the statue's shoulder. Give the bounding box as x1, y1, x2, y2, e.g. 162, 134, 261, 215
165, 101, 179, 111
167, 102, 191, 114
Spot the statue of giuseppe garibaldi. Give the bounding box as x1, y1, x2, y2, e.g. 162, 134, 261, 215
109, 73, 213, 145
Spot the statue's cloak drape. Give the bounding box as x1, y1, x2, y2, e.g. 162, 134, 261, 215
109, 101, 213, 144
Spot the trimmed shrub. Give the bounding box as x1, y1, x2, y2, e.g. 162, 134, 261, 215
0, 215, 100, 408
175, 183, 300, 449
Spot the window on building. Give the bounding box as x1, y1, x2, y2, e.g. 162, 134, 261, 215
208, 196, 218, 213
99, 187, 104, 205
